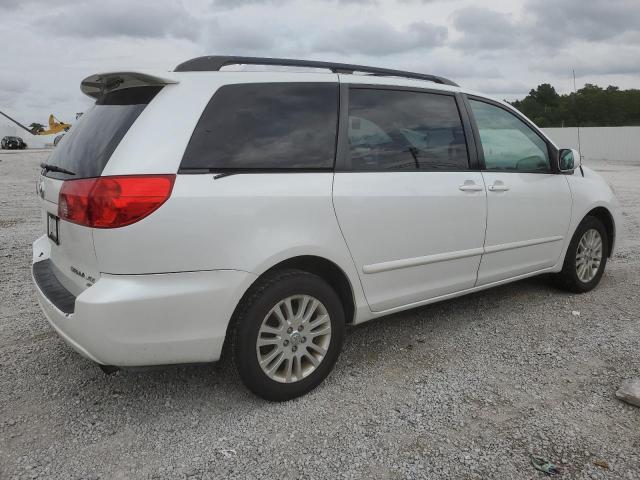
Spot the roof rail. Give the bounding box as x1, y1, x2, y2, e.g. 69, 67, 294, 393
174, 56, 459, 87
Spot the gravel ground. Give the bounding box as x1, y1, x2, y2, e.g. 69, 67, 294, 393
1, 150, 639, 480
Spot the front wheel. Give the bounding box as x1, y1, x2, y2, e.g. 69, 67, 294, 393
232, 269, 345, 401
553, 216, 608, 293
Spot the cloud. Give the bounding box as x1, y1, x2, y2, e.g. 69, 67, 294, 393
528, 0, 640, 44
0, 77, 29, 94
451, 0, 640, 54
209, 0, 376, 8
0, 0, 29, 8
314, 20, 447, 55
452, 6, 520, 51
209, 0, 289, 7
0, 77, 30, 108
204, 20, 278, 53
408, 55, 500, 80
0, 0, 49, 9
2, 0, 639, 125
473, 79, 529, 95
532, 44, 640, 77
38, 0, 199, 40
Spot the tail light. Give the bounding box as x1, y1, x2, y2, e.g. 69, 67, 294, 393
58, 175, 175, 228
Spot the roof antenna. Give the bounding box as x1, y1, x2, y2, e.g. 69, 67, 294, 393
573, 69, 585, 177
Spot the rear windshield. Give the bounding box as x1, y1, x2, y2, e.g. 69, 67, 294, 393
44, 86, 161, 180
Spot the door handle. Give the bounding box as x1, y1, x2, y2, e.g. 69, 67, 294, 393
459, 181, 484, 192
488, 183, 510, 192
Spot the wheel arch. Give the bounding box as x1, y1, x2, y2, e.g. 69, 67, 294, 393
245, 256, 356, 325
259, 255, 356, 325
585, 206, 615, 257
221, 255, 357, 360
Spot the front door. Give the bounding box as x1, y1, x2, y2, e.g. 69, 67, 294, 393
333, 86, 487, 312
466, 97, 572, 285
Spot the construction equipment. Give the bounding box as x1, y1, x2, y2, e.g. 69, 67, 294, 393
0, 110, 71, 136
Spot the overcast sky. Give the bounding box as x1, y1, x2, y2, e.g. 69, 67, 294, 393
1, 0, 639, 126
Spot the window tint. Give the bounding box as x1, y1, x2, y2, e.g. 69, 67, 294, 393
469, 99, 550, 172
45, 86, 161, 180
346, 89, 468, 171
180, 83, 338, 170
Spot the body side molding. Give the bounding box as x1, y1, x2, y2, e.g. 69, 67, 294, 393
362, 236, 563, 275
363, 247, 484, 274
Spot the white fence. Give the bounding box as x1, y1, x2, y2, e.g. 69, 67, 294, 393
543, 127, 640, 163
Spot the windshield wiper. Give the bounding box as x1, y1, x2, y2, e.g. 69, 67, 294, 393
40, 163, 76, 176
405, 147, 420, 169
213, 172, 238, 179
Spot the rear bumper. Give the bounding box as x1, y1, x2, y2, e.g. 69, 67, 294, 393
32, 238, 254, 366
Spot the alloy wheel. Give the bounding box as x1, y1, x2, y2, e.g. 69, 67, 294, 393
256, 295, 332, 383
576, 228, 603, 283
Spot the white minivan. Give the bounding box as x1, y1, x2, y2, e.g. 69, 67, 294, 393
32, 56, 620, 400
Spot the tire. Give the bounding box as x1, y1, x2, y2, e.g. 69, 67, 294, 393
231, 269, 345, 401
553, 215, 609, 293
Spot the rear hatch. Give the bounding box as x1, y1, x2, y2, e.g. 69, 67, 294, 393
38, 72, 174, 296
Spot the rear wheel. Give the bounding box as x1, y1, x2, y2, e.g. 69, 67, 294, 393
553, 216, 608, 293
232, 269, 345, 401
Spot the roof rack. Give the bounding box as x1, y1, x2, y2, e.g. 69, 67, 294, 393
174, 56, 459, 87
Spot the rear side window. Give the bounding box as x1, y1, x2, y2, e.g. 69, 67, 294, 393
346, 89, 469, 171
180, 83, 338, 171
45, 86, 161, 180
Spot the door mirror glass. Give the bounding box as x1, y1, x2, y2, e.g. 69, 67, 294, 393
559, 148, 577, 171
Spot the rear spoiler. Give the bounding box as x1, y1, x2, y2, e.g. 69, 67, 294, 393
80, 72, 178, 99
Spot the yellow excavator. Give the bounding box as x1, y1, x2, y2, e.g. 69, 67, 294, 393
0, 110, 71, 136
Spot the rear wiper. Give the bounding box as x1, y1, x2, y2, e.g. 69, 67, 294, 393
40, 163, 76, 176
213, 172, 237, 179
406, 147, 420, 169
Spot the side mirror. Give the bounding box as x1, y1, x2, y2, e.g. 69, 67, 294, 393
559, 148, 578, 172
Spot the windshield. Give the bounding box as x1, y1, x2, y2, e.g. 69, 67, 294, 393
44, 86, 161, 180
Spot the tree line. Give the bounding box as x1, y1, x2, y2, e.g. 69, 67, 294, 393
510, 84, 640, 128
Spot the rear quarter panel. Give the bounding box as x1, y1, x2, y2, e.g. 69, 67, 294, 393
91, 173, 368, 317
93, 173, 338, 270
